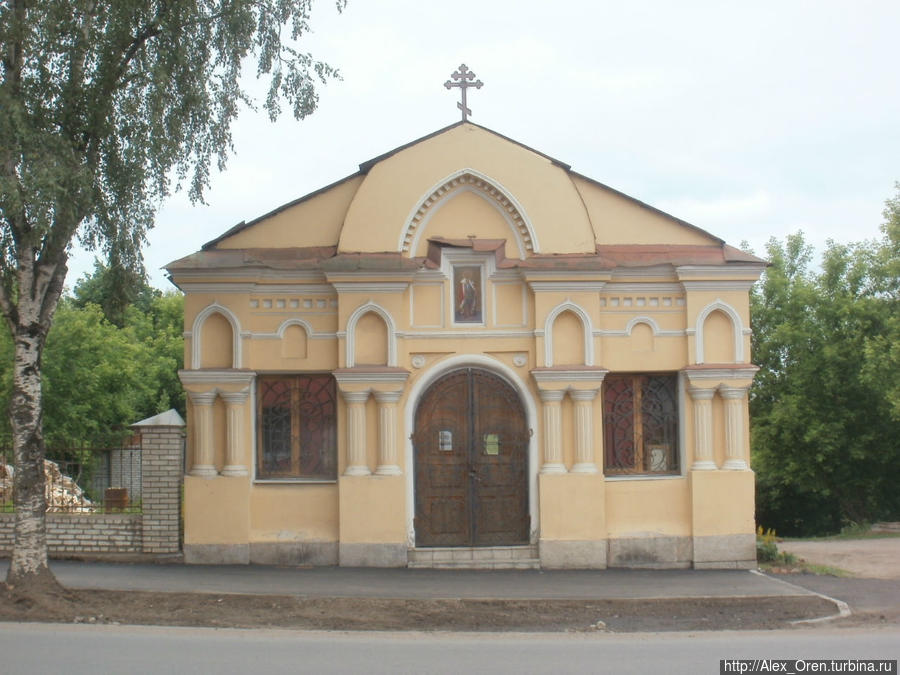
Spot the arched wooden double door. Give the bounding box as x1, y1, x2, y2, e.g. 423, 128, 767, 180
413, 368, 530, 547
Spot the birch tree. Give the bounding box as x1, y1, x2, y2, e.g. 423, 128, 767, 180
0, 0, 343, 594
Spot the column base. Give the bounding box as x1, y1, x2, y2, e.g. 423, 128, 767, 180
690, 460, 718, 471
722, 459, 748, 470
221, 465, 248, 477
540, 463, 567, 474
344, 466, 371, 476
190, 465, 218, 478
374, 464, 402, 476
570, 463, 598, 474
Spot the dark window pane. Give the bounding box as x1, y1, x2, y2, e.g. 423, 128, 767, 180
260, 379, 293, 475
603, 376, 635, 472
603, 374, 678, 475
641, 375, 678, 473
258, 375, 337, 479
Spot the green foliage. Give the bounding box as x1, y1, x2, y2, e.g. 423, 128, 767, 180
751, 190, 900, 536
72, 258, 161, 327
756, 527, 779, 562
0, 291, 184, 445
756, 527, 797, 565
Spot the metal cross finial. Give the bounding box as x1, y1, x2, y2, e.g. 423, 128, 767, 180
444, 63, 483, 122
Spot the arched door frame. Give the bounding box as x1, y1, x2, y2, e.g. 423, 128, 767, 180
403, 354, 539, 547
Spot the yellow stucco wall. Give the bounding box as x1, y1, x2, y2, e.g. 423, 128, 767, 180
173, 122, 764, 567
339, 124, 596, 255
215, 175, 364, 249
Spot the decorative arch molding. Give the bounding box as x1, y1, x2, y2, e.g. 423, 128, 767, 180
543, 301, 594, 367
345, 301, 398, 367
275, 318, 313, 339
191, 303, 243, 369
403, 353, 539, 547
399, 168, 539, 256
625, 315, 662, 336
695, 299, 744, 364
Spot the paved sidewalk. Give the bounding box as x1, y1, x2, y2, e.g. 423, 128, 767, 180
2, 559, 813, 600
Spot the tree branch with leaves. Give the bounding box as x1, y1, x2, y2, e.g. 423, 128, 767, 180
0, 0, 344, 594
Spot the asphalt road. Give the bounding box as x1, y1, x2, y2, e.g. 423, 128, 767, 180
1, 623, 897, 675
0, 560, 812, 599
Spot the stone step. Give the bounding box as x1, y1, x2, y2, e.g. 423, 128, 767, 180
408, 545, 540, 569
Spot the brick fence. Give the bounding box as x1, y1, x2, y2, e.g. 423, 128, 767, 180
0, 410, 184, 557
0, 513, 141, 553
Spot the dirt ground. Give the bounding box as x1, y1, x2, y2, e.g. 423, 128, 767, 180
0, 587, 839, 633
777, 537, 900, 579
3, 536, 898, 633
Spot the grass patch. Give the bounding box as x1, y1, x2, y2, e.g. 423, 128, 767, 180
759, 559, 853, 577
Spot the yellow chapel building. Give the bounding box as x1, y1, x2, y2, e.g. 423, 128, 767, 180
168, 121, 765, 569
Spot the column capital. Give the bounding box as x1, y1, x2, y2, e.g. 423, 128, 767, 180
538, 389, 566, 403
188, 390, 218, 406
570, 388, 599, 402
687, 386, 716, 401
718, 385, 749, 400
219, 388, 250, 406
341, 390, 371, 404
373, 390, 403, 404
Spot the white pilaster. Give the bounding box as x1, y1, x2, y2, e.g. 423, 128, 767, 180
374, 390, 402, 476
539, 389, 566, 474
720, 386, 749, 470
188, 390, 218, 477
570, 389, 599, 474
220, 389, 250, 476
688, 386, 717, 471
342, 390, 371, 476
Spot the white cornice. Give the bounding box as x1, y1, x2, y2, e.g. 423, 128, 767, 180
523, 270, 613, 280
680, 280, 757, 292
171, 268, 326, 282
603, 282, 683, 294
179, 369, 257, 386
682, 366, 759, 382
676, 264, 765, 280
412, 270, 447, 282
398, 330, 536, 339
252, 330, 337, 341
531, 368, 609, 384
609, 267, 677, 281
597, 329, 686, 338
178, 282, 336, 294
528, 281, 608, 292
331, 282, 410, 293
333, 370, 410, 385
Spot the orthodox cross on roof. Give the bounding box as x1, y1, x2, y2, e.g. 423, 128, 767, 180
444, 63, 483, 122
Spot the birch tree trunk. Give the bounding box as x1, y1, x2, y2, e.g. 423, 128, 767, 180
3, 262, 67, 594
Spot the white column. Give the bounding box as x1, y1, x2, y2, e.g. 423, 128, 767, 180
570, 389, 599, 474
220, 389, 250, 477
720, 386, 749, 470
342, 390, 371, 476
688, 386, 717, 471
188, 390, 218, 477
374, 390, 402, 476
539, 389, 566, 474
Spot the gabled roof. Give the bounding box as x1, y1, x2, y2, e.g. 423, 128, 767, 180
173, 121, 766, 270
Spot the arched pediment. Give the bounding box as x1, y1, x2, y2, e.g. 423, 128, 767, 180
399, 169, 538, 256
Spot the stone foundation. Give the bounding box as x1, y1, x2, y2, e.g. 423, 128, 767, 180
539, 539, 608, 569
339, 542, 407, 567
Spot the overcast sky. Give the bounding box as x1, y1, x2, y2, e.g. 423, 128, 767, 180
68, 0, 900, 289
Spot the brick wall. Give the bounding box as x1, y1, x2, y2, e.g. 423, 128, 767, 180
0, 513, 141, 554
139, 425, 183, 554
1, 413, 184, 557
